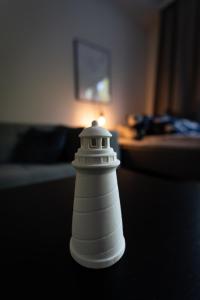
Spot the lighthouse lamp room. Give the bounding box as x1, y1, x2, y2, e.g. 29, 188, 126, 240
1, 0, 200, 299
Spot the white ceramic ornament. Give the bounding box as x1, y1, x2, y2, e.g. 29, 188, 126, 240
69, 120, 125, 269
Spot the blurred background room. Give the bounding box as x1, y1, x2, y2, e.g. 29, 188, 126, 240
1, 0, 200, 185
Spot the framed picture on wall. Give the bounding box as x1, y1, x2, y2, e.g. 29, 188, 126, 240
73, 39, 111, 103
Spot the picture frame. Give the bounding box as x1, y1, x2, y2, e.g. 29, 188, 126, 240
73, 39, 111, 103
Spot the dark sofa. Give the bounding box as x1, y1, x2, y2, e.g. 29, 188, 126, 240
0, 122, 120, 189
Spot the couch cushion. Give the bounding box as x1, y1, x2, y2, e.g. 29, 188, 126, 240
13, 126, 68, 164
0, 163, 75, 189
62, 127, 83, 162
0, 123, 69, 164
0, 123, 29, 163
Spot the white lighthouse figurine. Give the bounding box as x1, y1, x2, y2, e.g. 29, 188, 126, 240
70, 120, 125, 269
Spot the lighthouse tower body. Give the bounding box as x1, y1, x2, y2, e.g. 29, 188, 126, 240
70, 121, 125, 269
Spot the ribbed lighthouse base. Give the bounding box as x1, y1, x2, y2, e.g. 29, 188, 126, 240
69, 238, 125, 269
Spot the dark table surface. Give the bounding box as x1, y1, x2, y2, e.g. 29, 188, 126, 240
1, 168, 200, 299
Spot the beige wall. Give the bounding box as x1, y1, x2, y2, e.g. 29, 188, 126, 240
0, 0, 153, 128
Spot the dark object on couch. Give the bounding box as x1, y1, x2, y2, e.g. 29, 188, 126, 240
0, 122, 120, 189
126, 114, 200, 140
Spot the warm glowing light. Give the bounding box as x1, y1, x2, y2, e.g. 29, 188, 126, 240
98, 113, 106, 127
72, 103, 115, 129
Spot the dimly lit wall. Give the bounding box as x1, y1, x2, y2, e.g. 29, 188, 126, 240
0, 0, 151, 128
